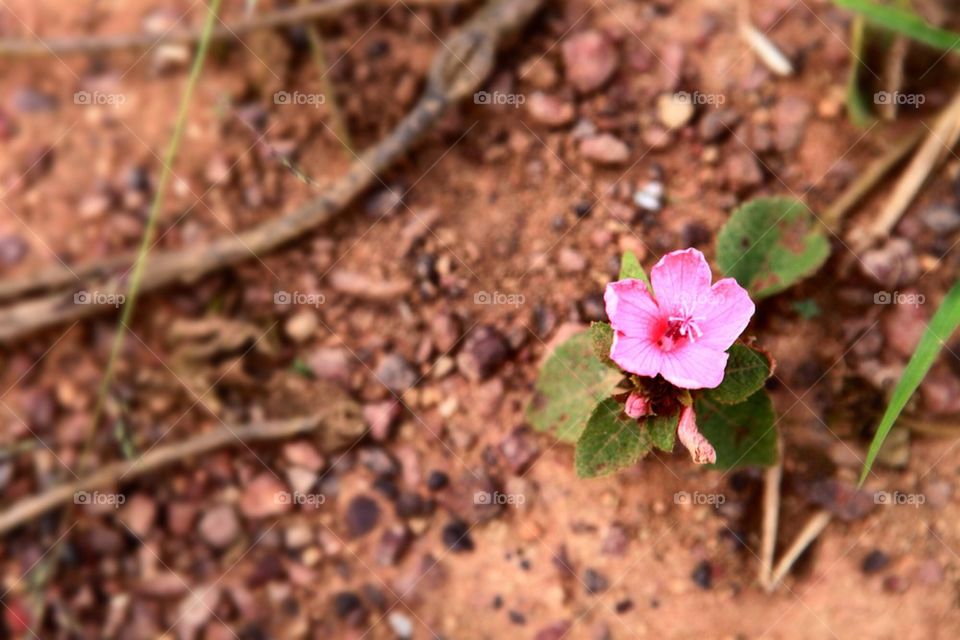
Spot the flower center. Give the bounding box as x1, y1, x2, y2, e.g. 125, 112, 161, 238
657, 302, 705, 352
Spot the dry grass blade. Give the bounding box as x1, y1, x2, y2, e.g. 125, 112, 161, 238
767, 510, 832, 590
849, 86, 960, 251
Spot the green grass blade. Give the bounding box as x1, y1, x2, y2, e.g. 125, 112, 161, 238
860, 280, 960, 485
835, 0, 960, 51
89, 0, 224, 449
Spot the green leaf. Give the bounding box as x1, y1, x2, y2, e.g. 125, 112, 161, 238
860, 280, 960, 484
618, 250, 650, 286
645, 413, 677, 452
835, 0, 960, 51
716, 197, 830, 298
696, 391, 778, 470
528, 331, 623, 442
791, 298, 822, 319
575, 398, 651, 478
702, 344, 773, 405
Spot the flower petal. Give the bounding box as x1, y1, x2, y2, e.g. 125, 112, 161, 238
696, 278, 756, 351
650, 248, 713, 314
659, 344, 728, 389
604, 279, 660, 330
677, 405, 716, 464
610, 331, 664, 377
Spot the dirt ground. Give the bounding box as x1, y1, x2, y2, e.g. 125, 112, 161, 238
2, 0, 960, 638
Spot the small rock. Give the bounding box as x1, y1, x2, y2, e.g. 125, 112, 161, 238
527, 92, 575, 126
583, 568, 609, 594
120, 495, 156, 539
579, 134, 630, 165
601, 524, 629, 555
442, 519, 475, 552
456, 326, 510, 382
920, 368, 960, 415
430, 313, 461, 353
284, 524, 314, 550
332, 591, 366, 622
698, 109, 741, 142
282, 441, 325, 472
395, 492, 435, 519
388, 612, 414, 639
306, 347, 353, 387
725, 152, 764, 193
376, 354, 418, 393
691, 561, 712, 589
199, 505, 241, 549
0, 235, 28, 267
509, 610, 527, 625
914, 559, 944, 585
633, 181, 663, 211
79, 192, 112, 219
365, 187, 403, 218
426, 470, 450, 491
345, 495, 381, 538
286, 466, 318, 495
558, 247, 587, 274
535, 622, 572, 640
375, 525, 412, 566
499, 427, 539, 473
882, 575, 909, 593
284, 310, 318, 343
176, 585, 221, 638
642, 125, 672, 149
920, 204, 960, 234
883, 298, 928, 358
656, 92, 695, 129
358, 446, 399, 477
13, 88, 57, 113
363, 400, 402, 441
579, 294, 605, 322
861, 549, 890, 574
239, 474, 290, 519
772, 96, 811, 152
562, 30, 619, 93
860, 238, 919, 288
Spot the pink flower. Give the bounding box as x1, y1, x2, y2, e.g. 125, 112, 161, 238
604, 248, 755, 389
624, 392, 651, 418
677, 405, 716, 464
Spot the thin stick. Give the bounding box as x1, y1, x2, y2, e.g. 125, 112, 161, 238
0, 0, 545, 342
767, 510, 832, 590
821, 128, 923, 232
0, 414, 344, 535
759, 446, 783, 589
0, 0, 467, 57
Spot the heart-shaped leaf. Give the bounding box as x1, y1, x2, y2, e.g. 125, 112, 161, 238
528, 331, 623, 442
702, 344, 774, 405
575, 398, 652, 478
716, 197, 830, 298
695, 390, 778, 469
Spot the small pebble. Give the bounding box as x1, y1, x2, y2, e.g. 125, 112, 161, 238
442, 519, 475, 552
426, 470, 450, 491
691, 560, 712, 589
583, 568, 609, 594
861, 550, 890, 574
345, 495, 381, 538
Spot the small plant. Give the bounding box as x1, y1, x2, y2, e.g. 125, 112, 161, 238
529, 197, 830, 478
